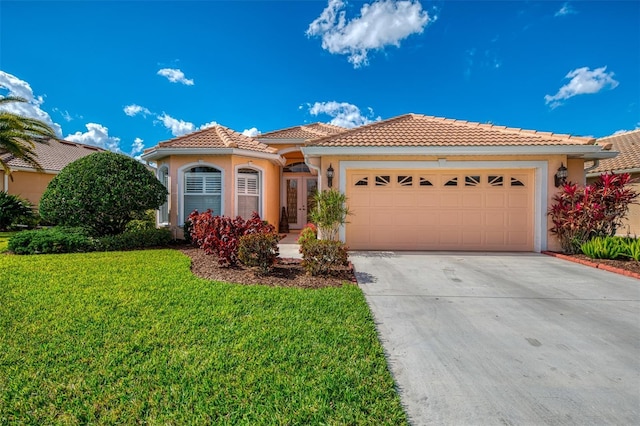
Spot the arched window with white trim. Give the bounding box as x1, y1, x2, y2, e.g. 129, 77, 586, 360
158, 166, 169, 224
184, 166, 222, 218
236, 168, 260, 219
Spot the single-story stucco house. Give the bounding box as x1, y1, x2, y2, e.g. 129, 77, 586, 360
141, 113, 617, 252
0, 138, 104, 207
586, 129, 640, 236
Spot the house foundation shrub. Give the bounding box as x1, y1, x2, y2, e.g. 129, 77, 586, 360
549, 172, 638, 253
238, 233, 281, 275
8, 227, 93, 254
300, 239, 349, 276
187, 210, 276, 267
8, 227, 172, 254
94, 228, 172, 251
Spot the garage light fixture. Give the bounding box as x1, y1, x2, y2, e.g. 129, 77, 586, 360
327, 164, 334, 188
554, 163, 568, 187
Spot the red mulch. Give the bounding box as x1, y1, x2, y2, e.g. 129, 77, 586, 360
179, 246, 356, 288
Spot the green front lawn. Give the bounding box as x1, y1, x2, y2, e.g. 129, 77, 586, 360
0, 249, 406, 424
0, 232, 15, 252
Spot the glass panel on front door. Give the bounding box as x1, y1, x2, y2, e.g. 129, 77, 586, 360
286, 179, 298, 225
306, 179, 317, 224
284, 177, 317, 229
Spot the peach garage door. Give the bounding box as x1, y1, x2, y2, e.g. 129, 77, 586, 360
346, 170, 534, 251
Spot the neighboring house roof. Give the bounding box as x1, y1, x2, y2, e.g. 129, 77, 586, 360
142, 124, 281, 163
586, 129, 640, 176
302, 114, 613, 160
258, 122, 345, 140
0, 138, 104, 173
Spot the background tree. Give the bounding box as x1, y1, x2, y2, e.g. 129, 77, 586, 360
0, 96, 56, 175
39, 151, 168, 236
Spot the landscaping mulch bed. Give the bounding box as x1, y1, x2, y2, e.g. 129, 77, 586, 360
179, 246, 356, 288
545, 251, 640, 278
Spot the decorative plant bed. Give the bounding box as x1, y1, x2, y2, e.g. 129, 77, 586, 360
180, 246, 357, 288
544, 251, 640, 279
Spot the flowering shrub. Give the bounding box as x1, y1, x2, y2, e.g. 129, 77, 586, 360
549, 172, 638, 253
297, 223, 318, 248
187, 210, 276, 267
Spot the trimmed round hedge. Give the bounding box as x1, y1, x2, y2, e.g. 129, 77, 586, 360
39, 151, 167, 236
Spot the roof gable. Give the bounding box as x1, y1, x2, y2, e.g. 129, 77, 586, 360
151, 125, 276, 154
305, 114, 596, 147
259, 122, 345, 140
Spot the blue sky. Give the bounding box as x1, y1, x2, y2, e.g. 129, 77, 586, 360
1, 0, 638, 158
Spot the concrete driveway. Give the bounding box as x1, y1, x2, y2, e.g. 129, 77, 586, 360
350, 252, 640, 425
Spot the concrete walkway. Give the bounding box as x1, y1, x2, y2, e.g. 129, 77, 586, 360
278, 233, 301, 259
350, 251, 640, 425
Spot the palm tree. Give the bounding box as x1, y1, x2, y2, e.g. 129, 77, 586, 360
0, 96, 56, 174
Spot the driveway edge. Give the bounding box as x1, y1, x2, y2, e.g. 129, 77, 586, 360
542, 251, 640, 280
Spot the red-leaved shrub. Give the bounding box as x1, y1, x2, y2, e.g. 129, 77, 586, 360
548, 172, 638, 253
187, 210, 277, 266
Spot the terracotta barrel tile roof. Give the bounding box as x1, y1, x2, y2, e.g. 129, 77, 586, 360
152, 125, 276, 154
0, 138, 104, 172
259, 122, 345, 140
305, 114, 596, 147
588, 129, 640, 174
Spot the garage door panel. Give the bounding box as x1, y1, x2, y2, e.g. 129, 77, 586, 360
440, 194, 461, 207
439, 211, 461, 226
393, 193, 418, 207
508, 193, 529, 208
346, 169, 534, 251
349, 193, 371, 207
485, 193, 507, 208
462, 193, 483, 207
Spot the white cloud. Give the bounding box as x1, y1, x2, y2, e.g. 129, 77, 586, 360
65, 123, 122, 152
308, 101, 380, 128
0, 70, 63, 136
306, 0, 434, 68
199, 121, 219, 130
242, 127, 261, 137
157, 68, 194, 86
612, 123, 640, 135
555, 2, 576, 17
130, 137, 145, 156
544, 66, 619, 108
124, 104, 151, 117
157, 112, 195, 136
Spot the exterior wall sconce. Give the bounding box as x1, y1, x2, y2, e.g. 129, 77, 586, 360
327, 163, 334, 188
554, 163, 568, 187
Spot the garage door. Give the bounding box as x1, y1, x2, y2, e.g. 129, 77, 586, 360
346, 169, 534, 251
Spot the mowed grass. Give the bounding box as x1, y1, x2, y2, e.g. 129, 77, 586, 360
0, 249, 407, 425
0, 232, 15, 252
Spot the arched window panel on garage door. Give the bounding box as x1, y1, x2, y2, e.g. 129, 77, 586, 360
184, 167, 222, 217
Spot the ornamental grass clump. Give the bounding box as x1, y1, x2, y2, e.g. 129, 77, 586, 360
548, 172, 638, 254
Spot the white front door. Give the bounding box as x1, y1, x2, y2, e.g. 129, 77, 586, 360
283, 175, 317, 230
